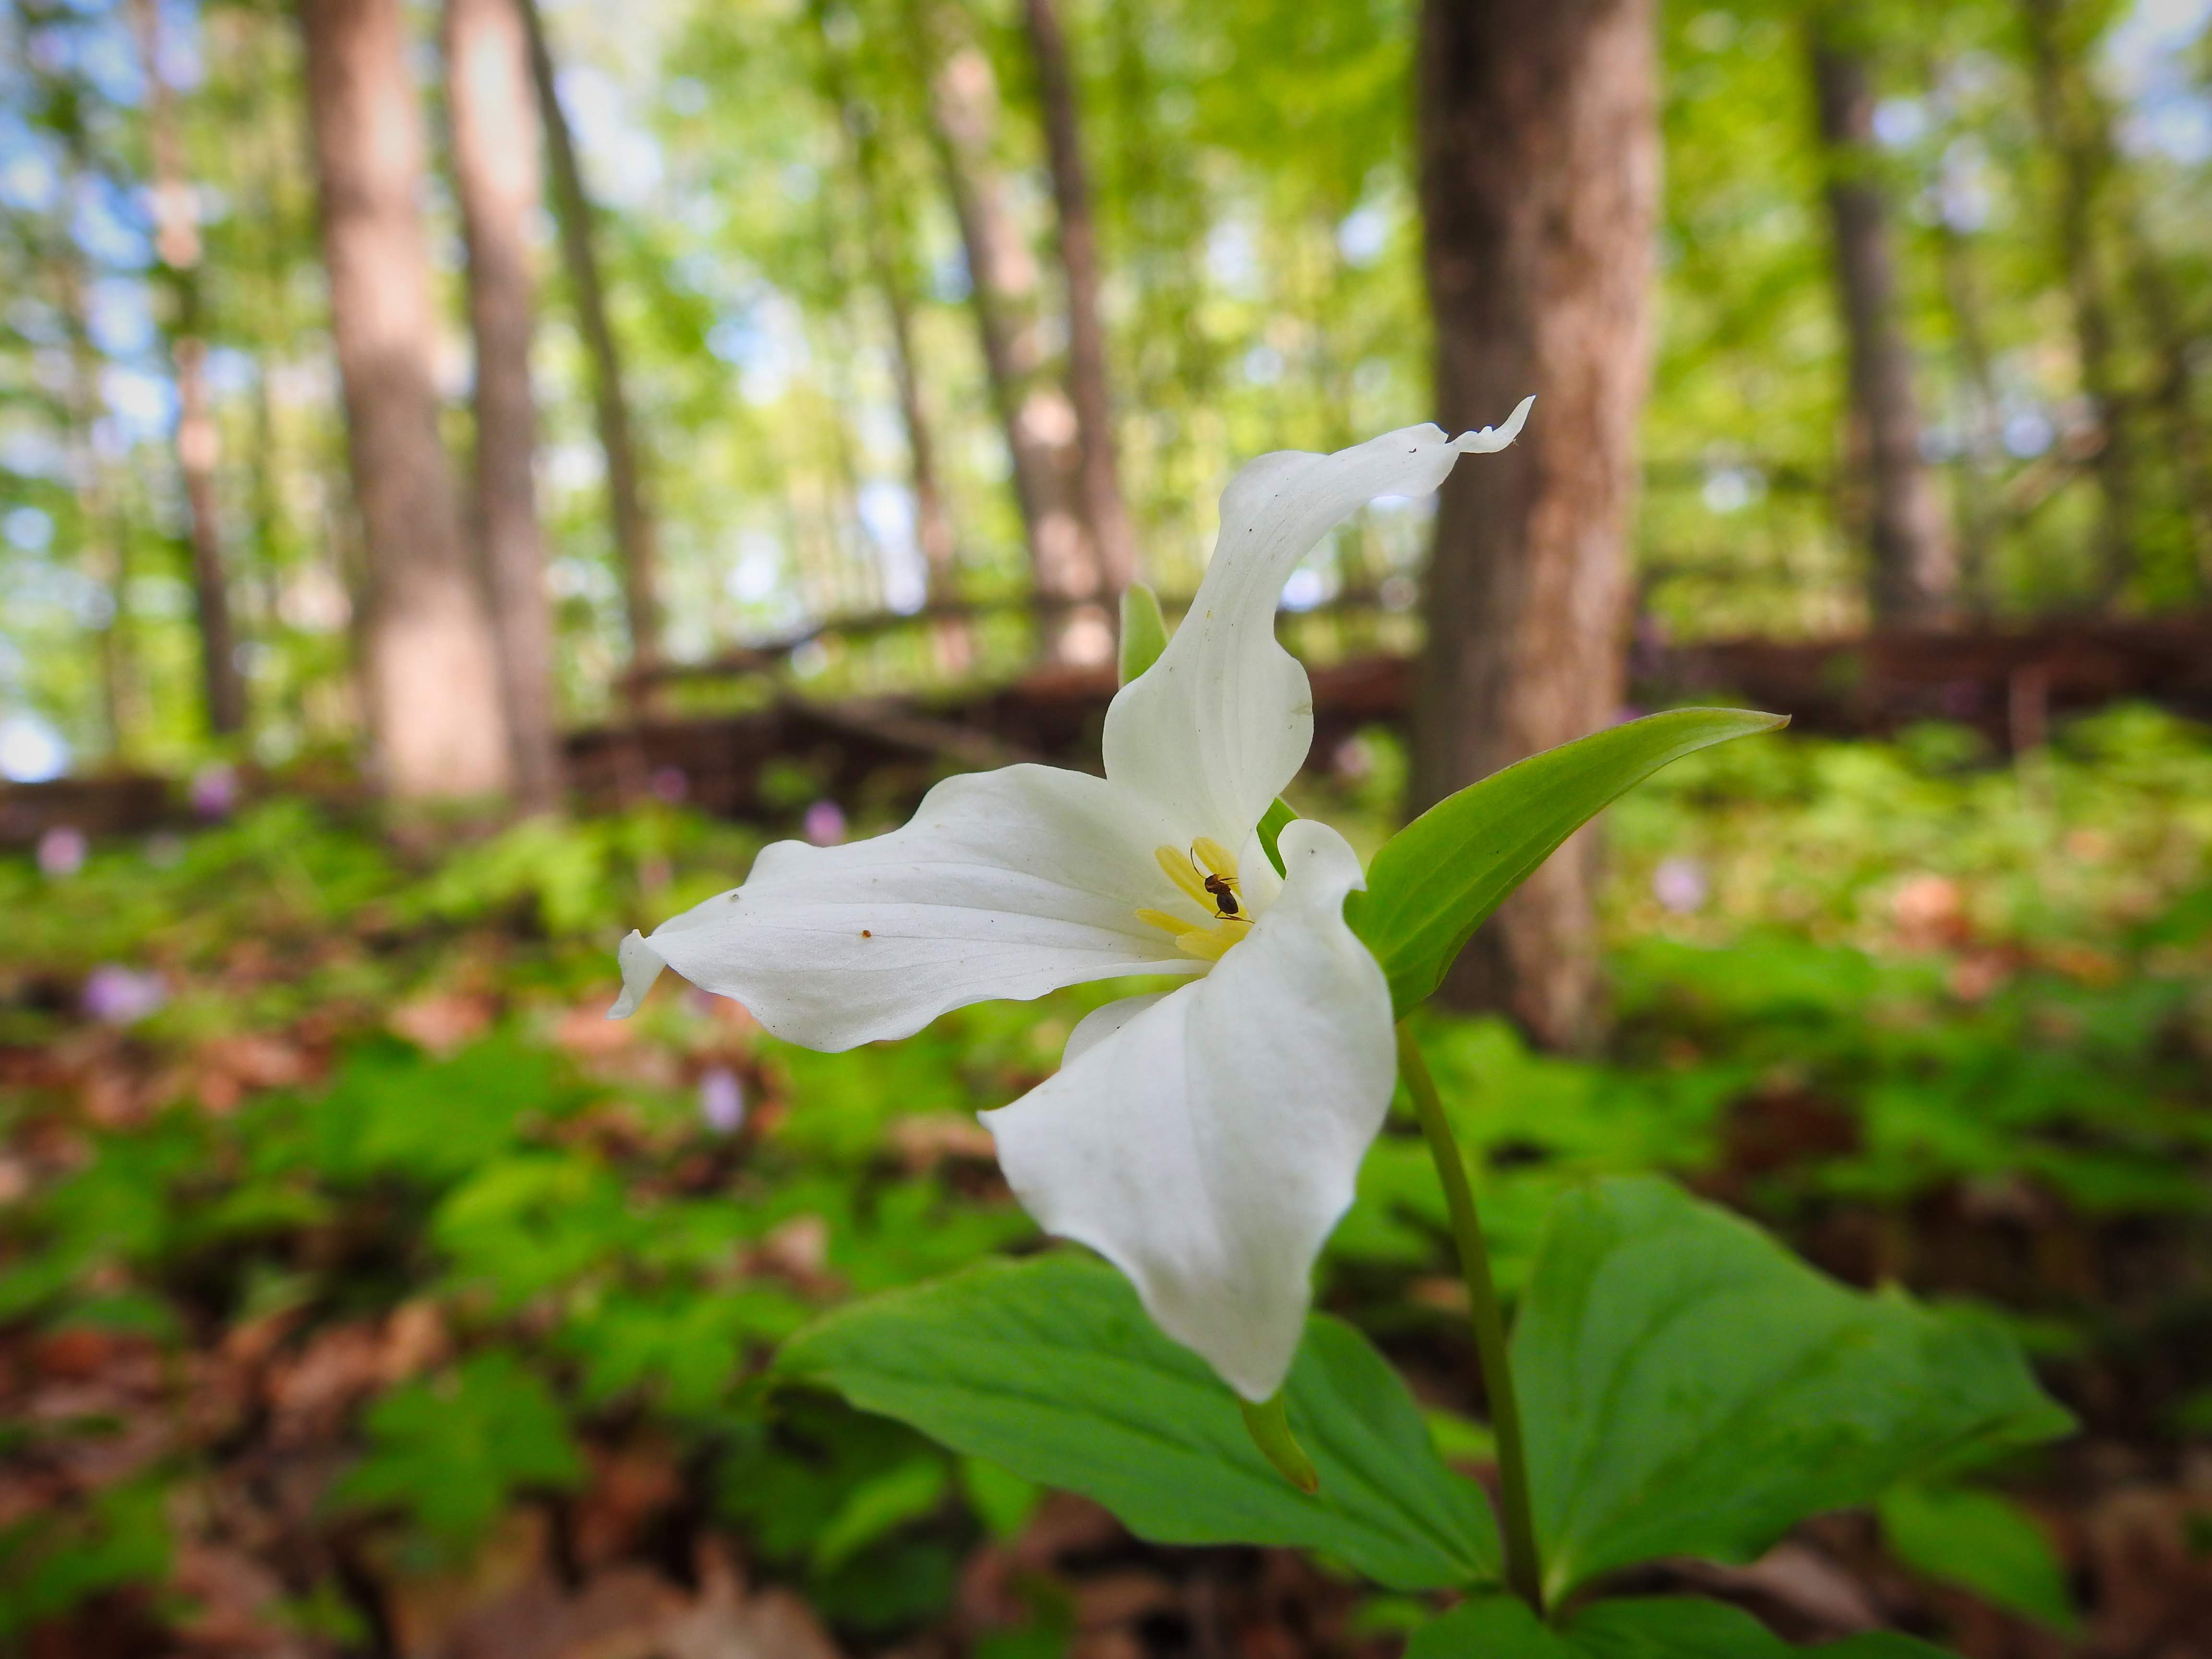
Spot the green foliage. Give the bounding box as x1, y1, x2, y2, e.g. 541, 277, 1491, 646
1118, 583, 1170, 684
1351, 710, 1788, 1014
1515, 1179, 2071, 1602
775, 1251, 1501, 1591
1409, 1595, 1953, 1658
1877, 1484, 2078, 1632
332, 1353, 585, 1558
0, 1478, 168, 1639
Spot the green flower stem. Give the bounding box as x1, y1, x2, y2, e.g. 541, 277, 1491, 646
1395, 1019, 1544, 1613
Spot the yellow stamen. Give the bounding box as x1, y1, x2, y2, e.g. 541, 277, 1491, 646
1154, 844, 1213, 908
1191, 836, 1238, 879
1175, 925, 1238, 962
1134, 907, 1193, 938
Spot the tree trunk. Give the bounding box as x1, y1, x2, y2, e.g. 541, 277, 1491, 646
1021, 0, 1137, 596
54, 221, 133, 763
811, 3, 967, 668
1810, 20, 1957, 625
914, 0, 1105, 663
519, 0, 662, 695
1410, 0, 1659, 1051
446, 0, 563, 811
300, 0, 512, 800
2020, 0, 2134, 604
134, 0, 248, 737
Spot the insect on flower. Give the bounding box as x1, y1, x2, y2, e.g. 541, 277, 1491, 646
609, 403, 1532, 1400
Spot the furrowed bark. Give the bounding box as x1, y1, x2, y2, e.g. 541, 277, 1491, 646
1810, 17, 1957, 625
447, 0, 563, 810
300, 0, 512, 800
520, 0, 662, 695
1411, 0, 1658, 1050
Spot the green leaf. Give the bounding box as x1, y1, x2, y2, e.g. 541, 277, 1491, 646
1118, 583, 1169, 684
812, 1455, 950, 1574
331, 1352, 585, 1555
1407, 1595, 1578, 1658
1408, 1596, 1957, 1658
775, 1251, 1499, 1590
1515, 1178, 2072, 1602
1567, 1598, 1954, 1657
1877, 1484, 2077, 1632
1348, 709, 1787, 1014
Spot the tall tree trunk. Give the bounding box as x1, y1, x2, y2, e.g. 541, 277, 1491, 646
1021, 0, 1137, 596
519, 0, 662, 695
1810, 19, 1957, 625
2020, 0, 2134, 604
1410, 0, 1658, 1051
133, 0, 248, 737
300, 0, 511, 800
810, 4, 967, 668
446, 0, 562, 810
914, 0, 1104, 662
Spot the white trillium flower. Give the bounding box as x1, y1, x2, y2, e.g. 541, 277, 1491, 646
609, 404, 1532, 1402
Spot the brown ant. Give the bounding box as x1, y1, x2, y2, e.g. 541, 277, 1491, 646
1194, 857, 1241, 919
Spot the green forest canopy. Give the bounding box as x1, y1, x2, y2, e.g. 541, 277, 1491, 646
0, 0, 2208, 775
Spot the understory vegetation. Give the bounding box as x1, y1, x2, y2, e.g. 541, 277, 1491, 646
3, 709, 2209, 1653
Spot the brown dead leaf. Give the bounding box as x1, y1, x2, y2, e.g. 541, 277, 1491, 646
571, 1443, 684, 1572
890, 1114, 998, 1171
390, 994, 495, 1057
553, 1003, 637, 1058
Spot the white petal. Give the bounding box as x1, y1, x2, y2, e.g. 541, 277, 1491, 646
1452, 393, 1535, 454
1062, 991, 1169, 1064
1102, 419, 1526, 840
982, 820, 1395, 1400
606, 929, 666, 1019
636, 765, 1200, 1051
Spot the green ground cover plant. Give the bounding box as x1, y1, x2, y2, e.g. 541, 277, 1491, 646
0, 706, 2207, 1651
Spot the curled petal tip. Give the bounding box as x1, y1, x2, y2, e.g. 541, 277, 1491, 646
607, 929, 665, 1020
1451, 393, 1535, 454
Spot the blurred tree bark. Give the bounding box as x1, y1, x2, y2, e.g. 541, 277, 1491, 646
1410, 0, 1658, 1051
520, 0, 662, 700
132, 0, 247, 738
1810, 18, 1957, 625
2020, 0, 2135, 605
299, 0, 512, 800
812, 3, 968, 669
914, 0, 1106, 663
446, 0, 563, 811
1022, 0, 1138, 596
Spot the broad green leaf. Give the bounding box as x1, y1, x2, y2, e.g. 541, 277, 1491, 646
1567, 1598, 1953, 1657
1409, 1596, 1956, 1658
775, 1251, 1498, 1590
1407, 1595, 1578, 1658
1515, 1178, 2072, 1601
1877, 1484, 2077, 1632
1348, 709, 1787, 1014
1118, 583, 1169, 684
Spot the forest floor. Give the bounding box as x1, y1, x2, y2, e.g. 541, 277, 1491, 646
1, 707, 2209, 1659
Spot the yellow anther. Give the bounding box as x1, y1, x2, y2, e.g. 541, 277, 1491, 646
1135, 907, 1193, 938
1190, 836, 1238, 879
1154, 844, 1213, 908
